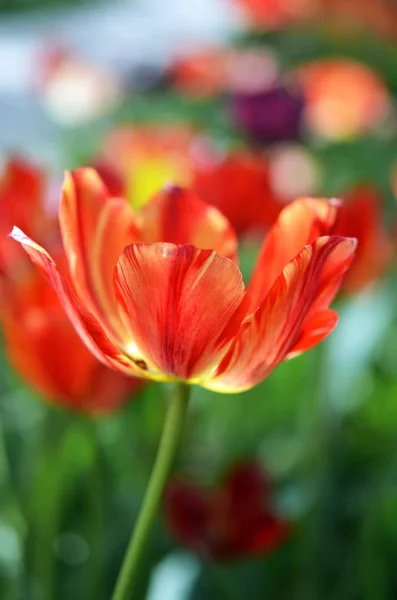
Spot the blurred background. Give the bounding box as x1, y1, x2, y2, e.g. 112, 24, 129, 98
1, 0, 397, 598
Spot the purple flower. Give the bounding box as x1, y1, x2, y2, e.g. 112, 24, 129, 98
231, 85, 304, 144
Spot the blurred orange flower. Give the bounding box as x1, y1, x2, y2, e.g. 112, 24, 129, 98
164, 461, 289, 560
296, 59, 390, 141
0, 159, 142, 413
12, 167, 356, 392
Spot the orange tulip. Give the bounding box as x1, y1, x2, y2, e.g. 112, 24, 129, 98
164, 461, 289, 560
296, 59, 390, 141
11, 168, 356, 392
0, 159, 142, 413
333, 186, 391, 294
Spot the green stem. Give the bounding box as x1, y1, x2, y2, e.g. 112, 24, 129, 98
111, 382, 191, 600
83, 419, 106, 600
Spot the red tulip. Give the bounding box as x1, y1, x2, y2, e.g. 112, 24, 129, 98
0, 158, 52, 277
0, 159, 142, 413
1, 272, 141, 413
333, 186, 391, 294
11, 167, 356, 392
164, 461, 289, 560
192, 152, 283, 235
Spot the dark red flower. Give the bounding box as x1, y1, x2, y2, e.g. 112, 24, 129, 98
164, 461, 289, 561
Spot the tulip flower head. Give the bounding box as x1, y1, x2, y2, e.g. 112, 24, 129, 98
11, 168, 356, 392
164, 461, 289, 560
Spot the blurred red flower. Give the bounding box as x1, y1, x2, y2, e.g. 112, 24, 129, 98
164, 461, 289, 560
333, 186, 391, 294
0, 159, 53, 277
192, 152, 283, 236
12, 167, 356, 392
169, 47, 280, 99
0, 159, 142, 413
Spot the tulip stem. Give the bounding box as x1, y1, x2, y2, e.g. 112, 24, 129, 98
111, 382, 191, 600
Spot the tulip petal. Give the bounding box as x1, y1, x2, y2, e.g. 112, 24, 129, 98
285, 309, 338, 358
114, 242, 249, 381
206, 236, 356, 392
60, 168, 138, 338
136, 185, 238, 261
9, 227, 143, 378
248, 197, 340, 310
